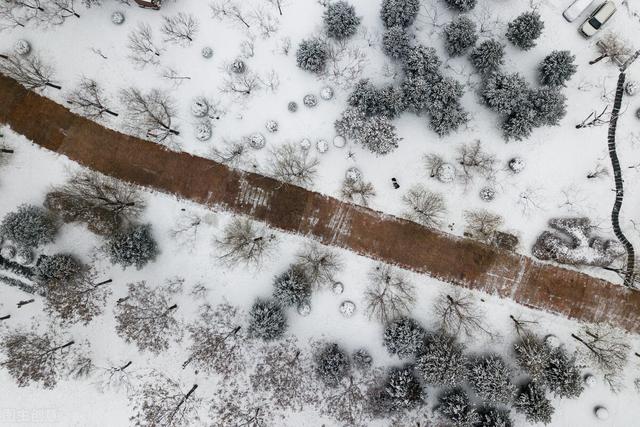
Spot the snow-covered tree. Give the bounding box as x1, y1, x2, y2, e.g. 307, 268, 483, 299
469, 39, 505, 75
216, 217, 277, 267
502, 103, 536, 141
482, 71, 529, 115
429, 103, 469, 136
506, 11, 544, 51
296, 38, 328, 73
467, 354, 517, 404
353, 348, 373, 370
514, 333, 552, 383
545, 346, 584, 398
106, 223, 158, 270
514, 381, 554, 425
401, 77, 430, 112
0, 204, 58, 249
402, 184, 446, 228
402, 45, 441, 79
382, 316, 426, 358
529, 87, 567, 127
369, 365, 424, 414
444, 0, 477, 12
476, 407, 513, 427
114, 280, 181, 354
443, 16, 478, 56
272, 264, 312, 307
35, 253, 82, 285
380, 0, 420, 28
415, 332, 468, 387
539, 50, 577, 87
324, 1, 360, 40
295, 242, 343, 288
335, 107, 400, 155
348, 79, 404, 118
315, 342, 351, 387
382, 25, 411, 60
248, 298, 287, 341
437, 388, 479, 427
364, 264, 415, 322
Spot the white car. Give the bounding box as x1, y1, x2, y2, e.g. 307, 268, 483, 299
563, 0, 595, 22
580, 1, 616, 37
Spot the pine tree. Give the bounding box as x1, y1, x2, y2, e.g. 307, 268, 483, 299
401, 77, 431, 112
415, 332, 467, 387
437, 388, 479, 427
506, 11, 544, 51
382, 316, 426, 358
382, 26, 412, 60
106, 223, 158, 269
470, 39, 505, 75
315, 342, 351, 387
0, 204, 58, 249
539, 50, 577, 87
324, 1, 360, 40
248, 298, 287, 341
380, 0, 420, 29
272, 264, 312, 307
296, 38, 328, 73
514, 381, 554, 425
443, 16, 478, 57
502, 104, 536, 141
444, 0, 477, 12
476, 406, 513, 427
335, 108, 400, 155
371, 365, 424, 414
402, 45, 442, 79
348, 79, 404, 118
482, 71, 530, 115
429, 103, 469, 137
35, 254, 83, 285
545, 347, 584, 399
529, 87, 567, 127
466, 354, 517, 404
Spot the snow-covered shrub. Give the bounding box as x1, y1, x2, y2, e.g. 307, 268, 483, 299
380, 0, 420, 28
300, 138, 311, 150
625, 81, 639, 96
246, 132, 266, 149
470, 39, 504, 75
370, 365, 424, 414
437, 388, 479, 427
303, 94, 318, 107
443, 16, 478, 57
415, 332, 467, 387
636, 107, 640, 120
476, 407, 513, 427
320, 86, 334, 100
345, 166, 362, 182
479, 187, 496, 202
467, 354, 517, 405
265, 120, 279, 133
297, 302, 311, 316
514, 381, 554, 425
506, 11, 544, 51
383, 316, 426, 359
0, 205, 58, 249
15, 247, 34, 265
333, 135, 346, 147
444, 0, 477, 12
539, 50, 577, 87
530, 87, 567, 127
195, 121, 212, 141
296, 38, 328, 73
248, 298, 287, 341
508, 157, 525, 173
595, 407, 609, 420
339, 300, 356, 317
316, 139, 329, 153
436, 163, 455, 183
231, 58, 246, 74
324, 1, 360, 40
201, 46, 213, 58
315, 343, 351, 386
402, 45, 441, 79
287, 101, 298, 112
106, 223, 158, 270
348, 79, 404, 118
272, 264, 312, 307
332, 281, 344, 294
0, 245, 16, 259
353, 348, 372, 370
482, 72, 529, 115
382, 26, 411, 60
35, 254, 83, 285
111, 11, 125, 25
335, 108, 400, 155
13, 39, 31, 56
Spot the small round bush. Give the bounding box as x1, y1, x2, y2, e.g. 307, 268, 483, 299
106, 223, 158, 270
315, 343, 351, 387
443, 16, 478, 56
231, 58, 246, 74
248, 298, 287, 341
296, 38, 328, 74
287, 101, 298, 112
506, 11, 544, 51
303, 94, 318, 108
0, 204, 58, 249
382, 26, 412, 60
382, 316, 426, 358
380, 0, 420, 29
444, 0, 477, 12
470, 39, 505, 75
272, 265, 312, 307
539, 50, 577, 87
324, 1, 360, 40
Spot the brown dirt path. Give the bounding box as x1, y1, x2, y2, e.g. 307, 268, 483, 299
1, 74, 639, 333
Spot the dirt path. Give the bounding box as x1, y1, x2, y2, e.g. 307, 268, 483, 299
1, 75, 639, 334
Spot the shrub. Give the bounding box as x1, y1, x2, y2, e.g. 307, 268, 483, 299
382, 26, 412, 60
0, 204, 57, 249
545, 347, 584, 399
402, 45, 442, 79
315, 343, 351, 386
444, 0, 477, 12
380, 0, 420, 28
296, 38, 328, 73
539, 50, 577, 87
470, 39, 505, 75
506, 11, 544, 51
482, 72, 530, 115
272, 264, 312, 307
324, 1, 360, 40
106, 223, 158, 269
248, 298, 287, 341
382, 316, 426, 358
443, 16, 478, 56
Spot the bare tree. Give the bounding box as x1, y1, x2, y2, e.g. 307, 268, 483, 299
251, 6, 278, 38
258, 69, 280, 92
127, 22, 162, 67
364, 263, 415, 323
572, 325, 630, 391
208, 139, 253, 167
210, 0, 251, 29
220, 69, 261, 97
434, 291, 495, 340
590, 32, 633, 65
464, 209, 503, 243
0, 327, 90, 388
170, 210, 202, 252
44, 0, 81, 25
159, 66, 192, 88
576, 106, 615, 129
183, 304, 246, 378
268, 143, 319, 187
265, 0, 283, 16
587, 163, 609, 179
119, 87, 180, 146
0, 52, 61, 90
340, 178, 376, 207
457, 140, 497, 182
295, 242, 343, 288
324, 43, 367, 89
0, 0, 44, 29
210, 378, 273, 426
216, 217, 277, 267
161, 12, 199, 46
402, 184, 447, 228
66, 77, 118, 119
94, 360, 135, 394
424, 153, 446, 178
114, 280, 182, 354
130, 371, 201, 427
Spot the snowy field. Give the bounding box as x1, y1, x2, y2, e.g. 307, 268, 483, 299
1, 0, 640, 426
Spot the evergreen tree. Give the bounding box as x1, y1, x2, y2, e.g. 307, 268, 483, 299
324, 1, 360, 40
35, 254, 83, 285
401, 77, 431, 112
371, 365, 424, 414
506, 11, 544, 51
482, 72, 530, 115
466, 354, 517, 405
514, 381, 554, 425
539, 50, 577, 87
380, 0, 420, 28
106, 223, 158, 269
296, 38, 328, 73
437, 388, 479, 427
0, 204, 58, 249
348, 79, 404, 118
529, 87, 567, 127
444, 0, 477, 12
426, 75, 465, 112
352, 348, 373, 370
382, 316, 426, 358
429, 104, 469, 137
335, 108, 400, 155
315, 343, 351, 387
415, 332, 468, 387
545, 347, 584, 399
469, 39, 505, 75
248, 298, 287, 341
502, 104, 536, 141
402, 45, 442, 79
443, 16, 478, 57
476, 406, 513, 427
382, 26, 412, 60
272, 264, 312, 307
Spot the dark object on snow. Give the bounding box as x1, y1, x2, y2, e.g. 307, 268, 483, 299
17, 298, 35, 308
392, 177, 400, 189
134, 0, 161, 10
636, 107, 640, 119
